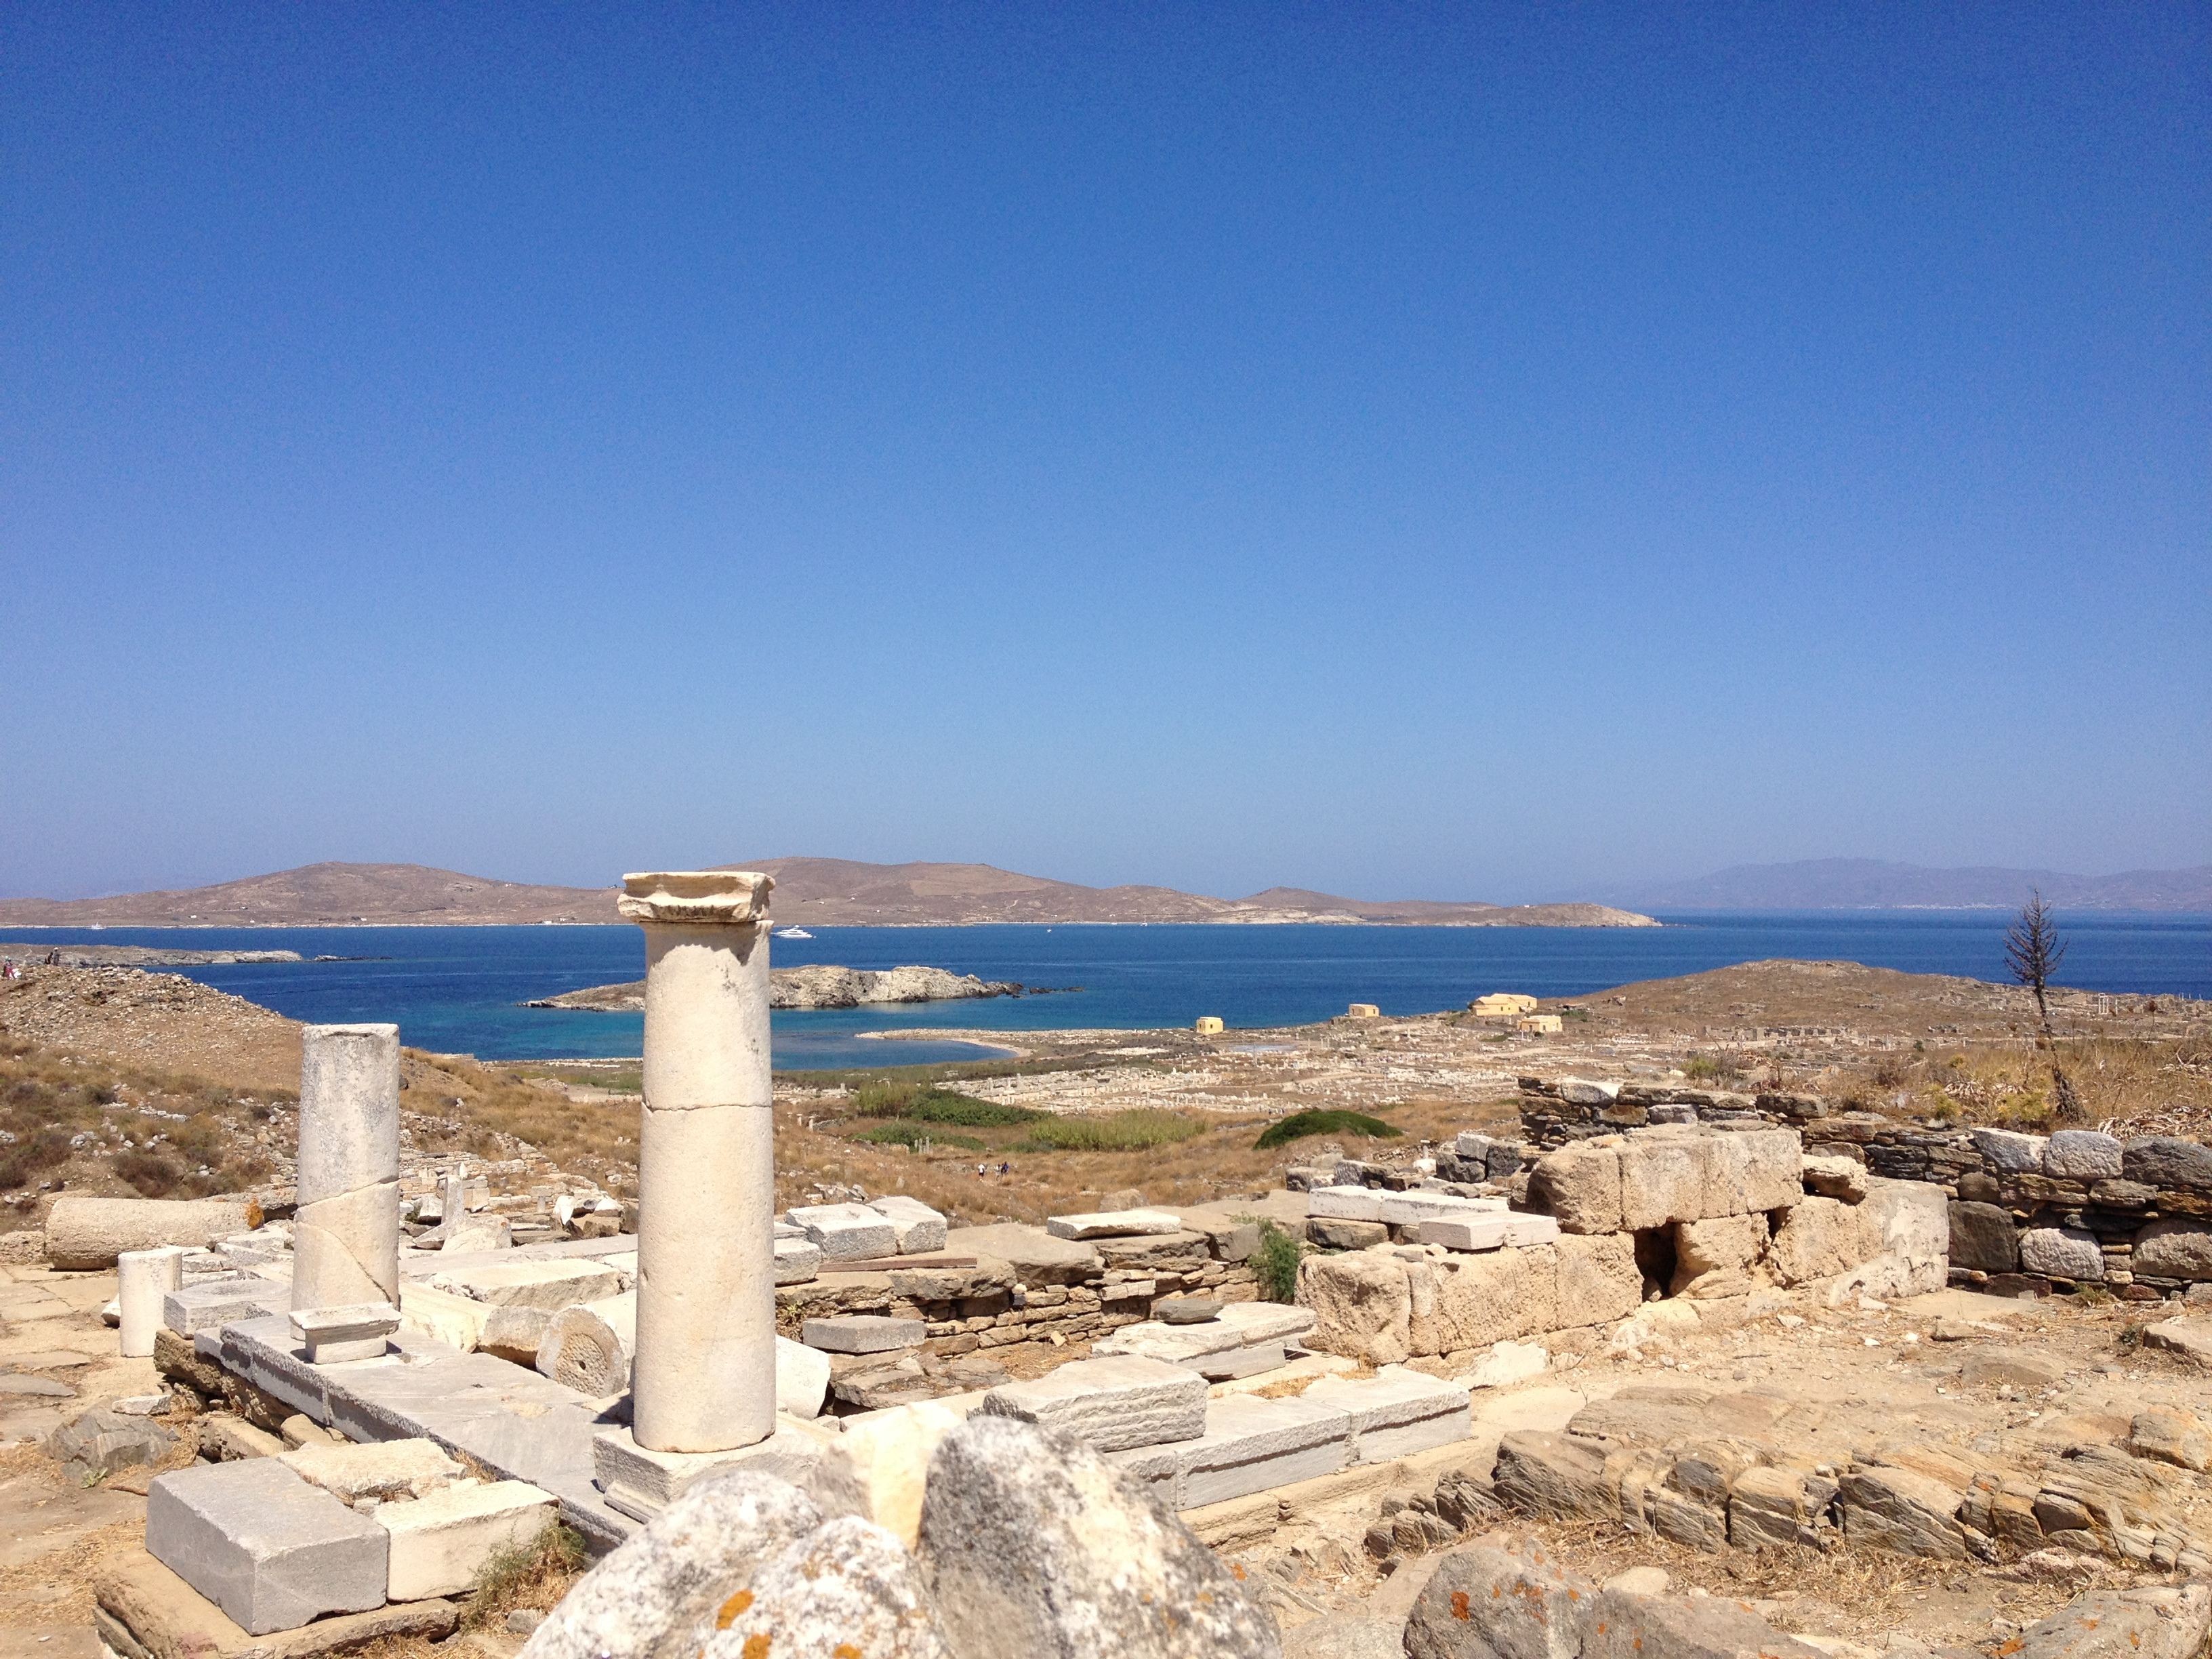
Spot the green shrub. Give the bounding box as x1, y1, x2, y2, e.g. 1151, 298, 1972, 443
1249, 1219, 1304, 1303
851, 1081, 1042, 1128
1015, 1110, 1204, 1153
1252, 1109, 1402, 1151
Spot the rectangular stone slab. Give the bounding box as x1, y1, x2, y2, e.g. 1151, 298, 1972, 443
774, 1238, 823, 1284
868, 1195, 949, 1254
1109, 1395, 1352, 1510
1305, 1187, 1387, 1223
424, 1259, 626, 1310
203, 1315, 634, 1553
1091, 1322, 1246, 1364
980, 1354, 1206, 1452
163, 1282, 287, 1337
1377, 1193, 1509, 1227
1212, 1302, 1319, 1346
800, 1315, 925, 1354
1043, 1209, 1187, 1240
377, 1479, 556, 1600
1179, 1340, 1288, 1381
1418, 1216, 1513, 1252
146, 1458, 388, 1635
1303, 1368, 1473, 1463
96, 1551, 456, 1659
785, 1204, 898, 1262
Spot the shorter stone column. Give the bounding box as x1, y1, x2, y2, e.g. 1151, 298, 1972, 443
117, 1246, 185, 1357
292, 1024, 402, 1313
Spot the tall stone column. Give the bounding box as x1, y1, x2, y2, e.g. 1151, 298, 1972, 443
291, 1023, 402, 1313
623, 871, 777, 1454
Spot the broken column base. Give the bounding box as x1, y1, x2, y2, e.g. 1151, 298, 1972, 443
590, 1419, 840, 1523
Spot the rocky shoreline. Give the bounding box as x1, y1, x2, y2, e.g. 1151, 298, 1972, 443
526, 962, 1045, 1012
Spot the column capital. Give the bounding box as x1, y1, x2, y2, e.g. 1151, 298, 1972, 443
618, 871, 775, 926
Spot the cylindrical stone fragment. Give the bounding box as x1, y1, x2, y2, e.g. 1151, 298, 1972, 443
45, 1195, 262, 1271
537, 1292, 637, 1395
292, 1023, 402, 1313
117, 1246, 186, 1357
619, 870, 776, 1454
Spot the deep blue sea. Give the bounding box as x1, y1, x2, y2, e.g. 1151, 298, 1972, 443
3, 912, 2205, 1070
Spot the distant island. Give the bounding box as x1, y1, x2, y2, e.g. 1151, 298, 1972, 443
0, 857, 1660, 930
1590, 857, 2212, 912
528, 963, 1036, 1012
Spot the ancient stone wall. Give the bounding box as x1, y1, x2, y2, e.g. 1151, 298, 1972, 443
1517, 1078, 2212, 1305
773, 1231, 1261, 1370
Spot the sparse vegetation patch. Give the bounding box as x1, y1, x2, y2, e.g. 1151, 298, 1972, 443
1252, 1109, 1402, 1150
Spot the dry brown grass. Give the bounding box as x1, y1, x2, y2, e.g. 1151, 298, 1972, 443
1824, 1035, 2212, 1138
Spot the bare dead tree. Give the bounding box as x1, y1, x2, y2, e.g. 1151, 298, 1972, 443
2005, 889, 2087, 1122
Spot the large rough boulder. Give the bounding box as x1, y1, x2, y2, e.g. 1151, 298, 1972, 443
1404, 1538, 1828, 1659
2009, 1584, 2211, 1659
1404, 1541, 1584, 1659
917, 1414, 1278, 1659
43, 1408, 175, 1483
520, 1472, 821, 1659
2123, 1138, 2212, 1191
2133, 1221, 2212, 1281
703, 1515, 943, 1659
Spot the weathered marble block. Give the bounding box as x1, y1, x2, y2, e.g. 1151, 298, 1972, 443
979, 1355, 1206, 1452
800, 1315, 924, 1355
377, 1480, 555, 1601
1305, 1367, 1473, 1462
1110, 1395, 1352, 1510
867, 1195, 949, 1255
1305, 1187, 1389, 1223
785, 1204, 898, 1262
1043, 1209, 1185, 1241
146, 1458, 388, 1635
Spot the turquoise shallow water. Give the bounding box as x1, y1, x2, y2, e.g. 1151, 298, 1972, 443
3, 911, 2204, 1068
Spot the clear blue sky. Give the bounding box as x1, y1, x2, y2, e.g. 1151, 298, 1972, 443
3, 4, 2205, 904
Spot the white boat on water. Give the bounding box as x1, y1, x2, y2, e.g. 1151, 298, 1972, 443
776, 927, 814, 939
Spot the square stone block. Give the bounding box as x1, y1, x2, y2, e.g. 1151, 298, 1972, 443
1305, 1187, 1387, 1223
1303, 1366, 1473, 1463
146, 1458, 388, 1635
1044, 1209, 1185, 1240
785, 1204, 897, 1262
980, 1354, 1206, 1452
289, 1305, 400, 1366
774, 1237, 823, 1284
1503, 1213, 1561, 1247
800, 1315, 925, 1355
591, 1420, 840, 1523
1418, 1216, 1512, 1252
867, 1195, 949, 1255
377, 1480, 555, 1601
1378, 1192, 1507, 1227
163, 1282, 287, 1336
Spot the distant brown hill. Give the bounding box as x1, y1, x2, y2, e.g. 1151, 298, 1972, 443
0, 857, 1656, 928
0, 863, 620, 926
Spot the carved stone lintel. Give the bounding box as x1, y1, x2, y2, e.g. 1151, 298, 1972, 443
617, 871, 775, 926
